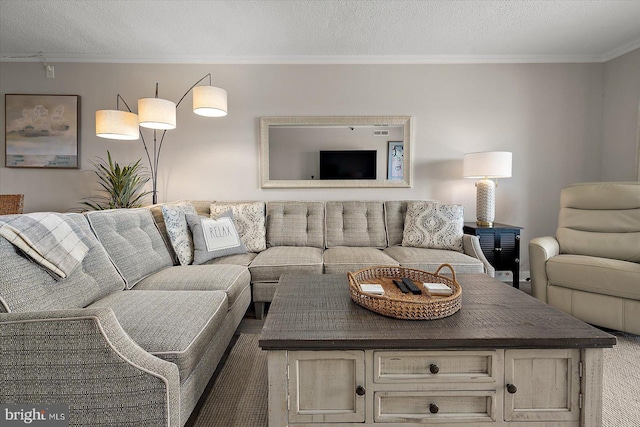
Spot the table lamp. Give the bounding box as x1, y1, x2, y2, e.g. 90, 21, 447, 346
463, 151, 512, 226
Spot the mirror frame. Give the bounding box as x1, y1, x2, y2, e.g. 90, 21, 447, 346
260, 116, 413, 188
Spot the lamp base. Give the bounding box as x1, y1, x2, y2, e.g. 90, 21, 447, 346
476, 178, 496, 226
476, 220, 493, 227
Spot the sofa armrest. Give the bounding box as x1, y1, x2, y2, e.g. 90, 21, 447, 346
0, 307, 180, 427
529, 236, 560, 303
462, 234, 495, 277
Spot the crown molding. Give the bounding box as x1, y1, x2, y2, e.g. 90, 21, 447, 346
600, 38, 640, 62
2, 48, 638, 65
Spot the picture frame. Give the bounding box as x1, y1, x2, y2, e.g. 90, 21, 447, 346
5, 94, 80, 168
387, 141, 404, 180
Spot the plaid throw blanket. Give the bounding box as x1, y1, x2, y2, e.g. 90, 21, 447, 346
0, 212, 89, 279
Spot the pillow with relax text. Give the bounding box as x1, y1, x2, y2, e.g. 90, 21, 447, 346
401, 201, 464, 252
185, 210, 248, 265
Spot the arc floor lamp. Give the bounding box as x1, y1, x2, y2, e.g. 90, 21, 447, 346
95, 73, 227, 204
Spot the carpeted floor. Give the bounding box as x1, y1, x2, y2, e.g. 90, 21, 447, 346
189, 330, 639, 427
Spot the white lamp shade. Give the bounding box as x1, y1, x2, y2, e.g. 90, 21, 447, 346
95, 110, 139, 140
463, 151, 512, 178
138, 98, 176, 130
193, 86, 227, 117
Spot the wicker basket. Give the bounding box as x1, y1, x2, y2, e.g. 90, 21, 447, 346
0, 194, 24, 215
347, 264, 461, 320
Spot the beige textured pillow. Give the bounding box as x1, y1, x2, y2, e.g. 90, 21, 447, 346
210, 202, 266, 252
402, 201, 464, 252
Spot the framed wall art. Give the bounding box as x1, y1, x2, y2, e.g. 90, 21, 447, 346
5, 94, 80, 168
387, 141, 404, 180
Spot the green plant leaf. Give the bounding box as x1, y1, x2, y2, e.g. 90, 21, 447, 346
77, 150, 152, 211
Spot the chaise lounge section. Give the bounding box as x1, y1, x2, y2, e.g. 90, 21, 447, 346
0, 209, 251, 426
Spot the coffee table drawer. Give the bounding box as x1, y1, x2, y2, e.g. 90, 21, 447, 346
374, 351, 497, 384
374, 390, 496, 423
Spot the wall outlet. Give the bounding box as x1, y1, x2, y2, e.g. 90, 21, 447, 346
46, 65, 55, 78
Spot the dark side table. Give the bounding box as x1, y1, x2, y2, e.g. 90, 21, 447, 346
463, 222, 523, 288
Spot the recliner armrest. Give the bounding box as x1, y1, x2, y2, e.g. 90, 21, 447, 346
0, 307, 180, 426
529, 236, 560, 303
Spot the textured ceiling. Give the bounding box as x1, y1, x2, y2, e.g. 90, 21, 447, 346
1, 0, 640, 63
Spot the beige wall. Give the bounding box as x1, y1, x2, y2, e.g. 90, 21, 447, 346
1, 62, 608, 272
602, 48, 640, 181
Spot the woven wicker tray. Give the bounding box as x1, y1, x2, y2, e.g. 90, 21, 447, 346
347, 264, 461, 320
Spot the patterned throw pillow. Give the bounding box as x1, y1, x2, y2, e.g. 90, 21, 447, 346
401, 201, 464, 252
161, 201, 197, 265
185, 211, 247, 265
210, 202, 266, 253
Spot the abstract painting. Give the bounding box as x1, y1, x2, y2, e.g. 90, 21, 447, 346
5, 94, 79, 168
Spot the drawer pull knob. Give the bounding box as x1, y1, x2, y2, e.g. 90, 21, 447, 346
355, 385, 366, 396
507, 383, 518, 394
429, 363, 440, 374
429, 403, 439, 414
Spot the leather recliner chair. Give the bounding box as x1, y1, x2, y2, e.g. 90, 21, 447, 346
529, 182, 640, 335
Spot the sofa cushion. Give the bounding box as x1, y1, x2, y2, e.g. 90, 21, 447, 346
547, 254, 640, 301
133, 264, 251, 309
89, 290, 227, 380
161, 201, 197, 266
557, 182, 640, 263
211, 202, 266, 252
325, 201, 387, 248
204, 252, 257, 267
86, 209, 173, 288
323, 247, 399, 274
0, 213, 125, 313
402, 201, 464, 252
248, 246, 323, 282
384, 201, 410, 246
383, 246, 484, 274
186, 212, 247, 265
266, 201, 325, 249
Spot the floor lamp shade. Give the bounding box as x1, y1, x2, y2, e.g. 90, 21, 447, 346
138, 98, 177, 130
464, 151, 512, 226
193, 86, 227, 117
95, 110, 139, 140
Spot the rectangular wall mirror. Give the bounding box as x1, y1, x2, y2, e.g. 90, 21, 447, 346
260, 116, 413, 188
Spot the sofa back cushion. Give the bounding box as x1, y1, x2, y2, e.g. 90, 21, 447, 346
266, 201, 325, 249
87, 209, 173, 288
557, 182, 640, 263
325, 201, 387, 248
0, 213, 125, 313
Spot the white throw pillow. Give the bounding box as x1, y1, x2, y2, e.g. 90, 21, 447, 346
210, 202, 266, 252
161, 201, 197, 265
185, 211, 247, 265
402, 201, 464, 252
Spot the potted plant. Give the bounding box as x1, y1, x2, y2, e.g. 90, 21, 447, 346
79, 151, 151, 210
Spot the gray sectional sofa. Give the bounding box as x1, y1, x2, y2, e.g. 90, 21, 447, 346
0, 209, 251, 427
149, 200, 494, 319
0, 199, 492, 426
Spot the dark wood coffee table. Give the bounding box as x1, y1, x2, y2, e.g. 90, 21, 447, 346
260, 273, 615, 426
